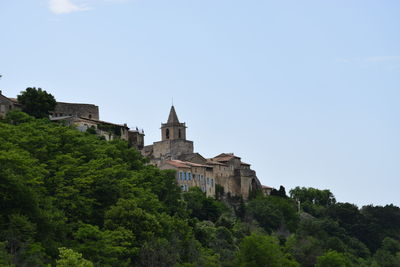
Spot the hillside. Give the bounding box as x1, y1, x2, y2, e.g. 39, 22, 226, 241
0, 111, 399, 267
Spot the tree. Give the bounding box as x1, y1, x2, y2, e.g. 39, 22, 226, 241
237, 233, 299, 267
182, 187, 224, 222
246, 196, 299, 233
56, 247, 93, 267
373, 237, 400, 267
17, 87, 56, 118
315, 250, 351, 267
289, 187, 336, 208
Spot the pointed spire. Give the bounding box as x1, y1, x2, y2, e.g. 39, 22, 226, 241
167, 105, 180, 124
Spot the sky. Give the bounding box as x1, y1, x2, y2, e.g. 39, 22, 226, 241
1, 0, 399, 207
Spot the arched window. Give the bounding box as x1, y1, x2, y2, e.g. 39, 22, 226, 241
166, 128, 170, 139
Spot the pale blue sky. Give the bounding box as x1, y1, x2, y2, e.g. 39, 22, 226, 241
1, 0, 399, 206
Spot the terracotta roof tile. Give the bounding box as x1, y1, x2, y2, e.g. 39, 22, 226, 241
213, 153, 241, 162
164, 160, 210, 168
206, 159, 227, 166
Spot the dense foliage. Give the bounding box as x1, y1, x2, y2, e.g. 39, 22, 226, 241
17, 88, 56, 119
1, 111, 399, 266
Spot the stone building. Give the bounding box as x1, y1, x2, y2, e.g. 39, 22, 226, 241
49, 103, 144, 149
51, 116, 131, 142
50, 102, 99, 120
142, 106, 264, 199
142, 106, 194, 165
0, 91, 20, 118
0, 91, 144, 150
159, 160, 215, 196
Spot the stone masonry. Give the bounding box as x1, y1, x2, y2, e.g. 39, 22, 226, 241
142, 106, 263, 199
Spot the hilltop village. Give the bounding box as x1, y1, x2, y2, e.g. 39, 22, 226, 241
0, 91, 272, 199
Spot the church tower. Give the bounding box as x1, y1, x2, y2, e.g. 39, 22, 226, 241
150, 105, 194, 162
161, 106, 187, 141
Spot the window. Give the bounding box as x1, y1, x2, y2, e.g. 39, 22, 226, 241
207, 178, 210, 185
89, 114, 92, 119
211, 179, 214, 186
166, 129, 170, 139
179, 172, 183, 180
184, 172, 187, 180
178, 129, 182, 138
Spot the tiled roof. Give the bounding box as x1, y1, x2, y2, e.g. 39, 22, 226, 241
178, 153, 206, 162
50, 116, 73, 121
164, 160, 190, 168
213, 153, 241, 162
80, 117, 129, 128
164, 160, 210, 168
8, 98, 21, 106
51, 116, 129, 129
206, 159, 227, 166
57, 101, 97, 106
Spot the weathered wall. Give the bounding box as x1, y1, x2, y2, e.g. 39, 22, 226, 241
128, 131, 145, 150
52, 102, 99, 120
0, 95, 15, 118
153, 139, 194, 160
159, 163, 215, 197
212, 164, 241, 197
161, 124, 187, 141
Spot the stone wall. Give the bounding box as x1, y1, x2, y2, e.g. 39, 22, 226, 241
52, 102, 99, 120
159, 162, 215, 197
128, 130, 145, 150
0, 95, 15, 118
153, 139, 194, 161
161, 124, 186, 141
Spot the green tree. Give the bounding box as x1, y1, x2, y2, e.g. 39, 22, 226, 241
56, 247, 93, 267
315, 250, 351, 267
237, 233, 299, 267
4, 110, 34, 125
246, 196, 299, 233
290, 187, 336, 207
0, 242, 14, 267
17, 87, 56, 118
373, 237, 400, 267
183, 187, 224, 222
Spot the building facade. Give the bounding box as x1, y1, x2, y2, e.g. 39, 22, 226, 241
142, 106, 264, 199
0, 91, 144, 150
0, 91, 20, 118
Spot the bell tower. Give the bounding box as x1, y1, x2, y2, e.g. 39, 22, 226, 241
161, 106, 187, 141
